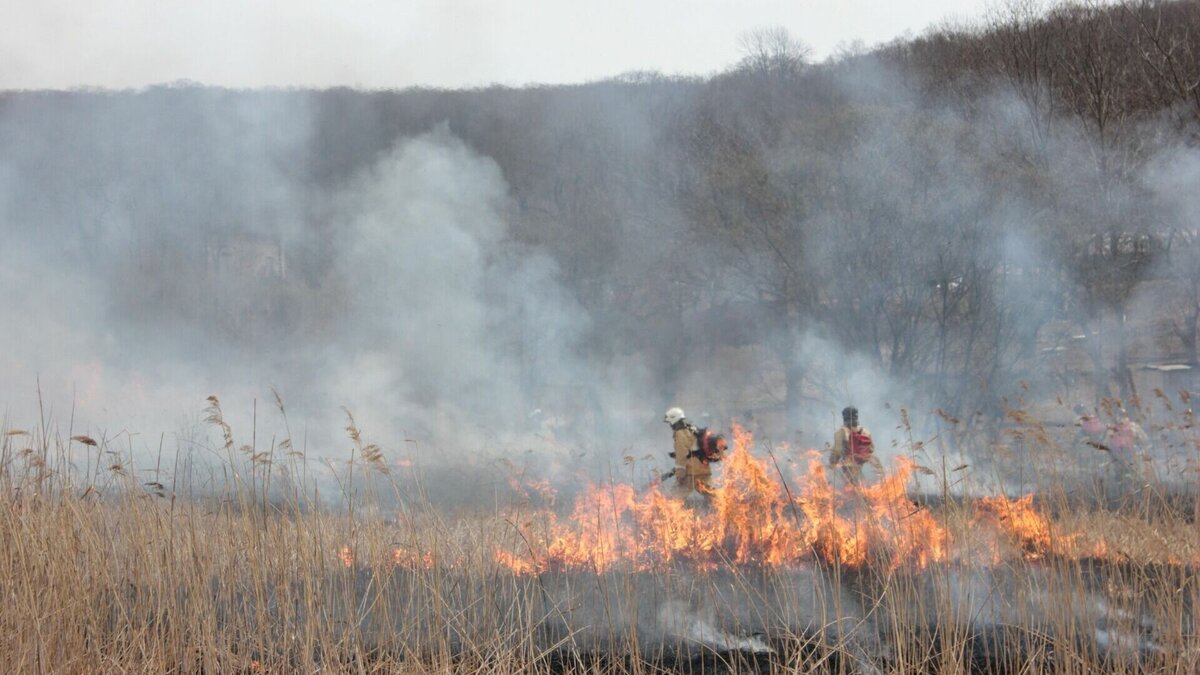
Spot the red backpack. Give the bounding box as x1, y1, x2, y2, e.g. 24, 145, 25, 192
694, 427, 728, 463
1109, 422, 1136, 450
848, 428, 874, 464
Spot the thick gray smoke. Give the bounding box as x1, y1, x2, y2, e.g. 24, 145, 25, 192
327, 127, 590, 449
2, 50, 1198, 498
674, 53, 1200, 495
0, 92, 316, 440
0, 94, 639, 493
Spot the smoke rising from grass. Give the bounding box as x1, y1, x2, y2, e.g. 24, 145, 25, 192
327, 127, 590, 450
0, 93, 653, 496
2, 52, 1199, 498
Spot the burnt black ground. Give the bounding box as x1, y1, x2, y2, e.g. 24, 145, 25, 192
191, 553, 1192, 673
540, 622, 1167, 675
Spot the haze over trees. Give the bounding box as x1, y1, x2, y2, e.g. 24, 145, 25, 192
2, 0, 1199, 441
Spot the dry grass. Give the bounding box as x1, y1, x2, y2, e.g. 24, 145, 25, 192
2, 400, 1199, 674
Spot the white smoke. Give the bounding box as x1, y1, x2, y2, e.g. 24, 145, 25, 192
655, 599, 772, 653
325, 126, 591, 453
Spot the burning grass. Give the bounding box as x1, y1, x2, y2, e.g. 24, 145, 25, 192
493, 428, 954, 574
2, 404, 1199, 673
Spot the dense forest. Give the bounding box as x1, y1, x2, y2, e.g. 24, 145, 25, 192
3, 0, 1200, 447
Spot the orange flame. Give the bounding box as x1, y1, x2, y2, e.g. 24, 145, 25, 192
338, 544, 439, 570
391, 547, 436, 570
339, 426, 1197, 574
496, 425, 954, 573
973, 493, 1061, 558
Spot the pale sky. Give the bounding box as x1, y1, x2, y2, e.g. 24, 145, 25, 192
2, 0, 995, 90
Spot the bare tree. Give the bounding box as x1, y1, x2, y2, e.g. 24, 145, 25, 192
736, 27, 812, 78
1122, 0, 1200, 137
983, 0, 1060, 166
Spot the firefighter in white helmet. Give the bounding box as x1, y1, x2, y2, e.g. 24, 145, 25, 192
663, 407, 711, 499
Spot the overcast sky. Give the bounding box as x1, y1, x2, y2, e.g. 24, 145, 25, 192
2, 0, 995, 90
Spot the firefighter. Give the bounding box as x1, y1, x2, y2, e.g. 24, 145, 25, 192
830, 406, 882, 484
663, 407, 711, 499
1105, 410, 1148, 486
1074, 404, 1106, 448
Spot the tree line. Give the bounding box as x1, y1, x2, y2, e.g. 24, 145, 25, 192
3, 0, 1199, 429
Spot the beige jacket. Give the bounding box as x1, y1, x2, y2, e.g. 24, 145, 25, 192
673, 425, 710, 477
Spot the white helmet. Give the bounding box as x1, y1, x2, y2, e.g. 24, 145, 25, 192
663, 407, 685, 425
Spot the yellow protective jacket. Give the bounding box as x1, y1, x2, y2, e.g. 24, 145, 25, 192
673, 425, 711, 477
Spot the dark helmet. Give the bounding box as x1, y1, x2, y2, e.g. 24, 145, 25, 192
842, 406, 859, 425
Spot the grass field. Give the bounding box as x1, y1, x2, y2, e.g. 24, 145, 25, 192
2, 398, 1198, 673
